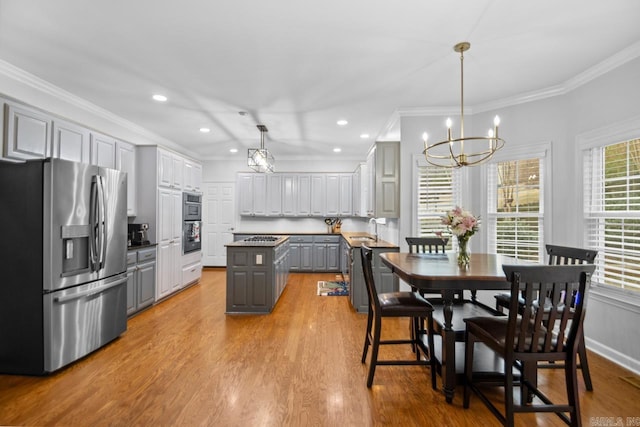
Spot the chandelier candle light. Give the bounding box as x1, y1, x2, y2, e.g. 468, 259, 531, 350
440, 206, 479, 267
423, 42, 505, 168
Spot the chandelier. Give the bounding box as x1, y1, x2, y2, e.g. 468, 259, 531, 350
423, 42, 505, 168
248, 124, 274, 173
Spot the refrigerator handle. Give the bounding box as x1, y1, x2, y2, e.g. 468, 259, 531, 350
96, 175, 107, 270
53, 275, 128, 303
89, 176, 99, 271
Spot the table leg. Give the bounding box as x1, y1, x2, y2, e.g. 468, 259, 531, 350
441, 289, 456, 403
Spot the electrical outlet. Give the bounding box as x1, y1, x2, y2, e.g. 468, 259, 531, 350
256, 254, 263, 265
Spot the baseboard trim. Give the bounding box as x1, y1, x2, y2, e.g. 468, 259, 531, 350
586, 338, 640, 375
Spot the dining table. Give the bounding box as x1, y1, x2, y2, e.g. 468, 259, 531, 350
379, 252, 524, 403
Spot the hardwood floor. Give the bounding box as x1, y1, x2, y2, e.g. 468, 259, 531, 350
1, 269, 639, 426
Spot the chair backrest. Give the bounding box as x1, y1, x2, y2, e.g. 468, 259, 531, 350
360, 245, 380, 313
406, 237, 449, 254
501, 264, 595, 357
546, 244, 597, 265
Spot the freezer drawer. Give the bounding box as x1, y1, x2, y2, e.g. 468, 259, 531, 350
43, 273, 127, 372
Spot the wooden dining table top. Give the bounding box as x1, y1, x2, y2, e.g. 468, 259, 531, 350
379, 252, 526, 291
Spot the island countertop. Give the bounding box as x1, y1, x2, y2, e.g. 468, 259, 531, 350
231, 231, 398, 249
225, 235, 290, 247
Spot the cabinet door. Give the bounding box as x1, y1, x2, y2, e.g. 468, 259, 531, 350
170, 241, 182, 292
310, 174, 326, 216
158, 150, 173, 188
192, 163, 202, 191
4, 102, 52, 160
252, 174, 267, 215
183, 161, 194, 191
158, 189, 175, 243
90, 132, 116, 168
266, 174, 283, 216
300, 244, 314, 270
366, 149, 375, 216
137, 261, 156, 309
172, 190, 182, 240
52, 119, 90, 163
297, 174, 312, 216
281, 174, 296, 216
327, 244, 340, 271
157, 242, 173, 299
171, 155, 183, 189
116, 140, 136, 216
375, 141, 399, 218
237, 174, 254, 216
313, 244, 327, 271
325, 174, 340, 216
289, 244, 301, 271
126, 266, 136, 315
339, 174, 352, 216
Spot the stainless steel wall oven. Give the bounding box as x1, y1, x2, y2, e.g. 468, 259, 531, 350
183, 191, 202, 254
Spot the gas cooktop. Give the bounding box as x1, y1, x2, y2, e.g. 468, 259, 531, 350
244, 236, 279, 242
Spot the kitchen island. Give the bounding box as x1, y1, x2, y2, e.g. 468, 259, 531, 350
225, 236, 290, 314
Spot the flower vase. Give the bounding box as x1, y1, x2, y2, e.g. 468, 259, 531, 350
457, 235, 470, 267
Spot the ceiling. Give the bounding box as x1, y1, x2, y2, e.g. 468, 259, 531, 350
1, 1, 640, 161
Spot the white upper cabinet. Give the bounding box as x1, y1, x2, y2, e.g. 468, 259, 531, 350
183, 160, 203, 192
266, 174, 283, 216
282, 174, 296, 216
52, 119, 90, 164
3, 101, 52, 160
116, 140, 136, 216
297, 174, 312, 216
310, 174, 326, 216
158, 148, 185, 190
325, 173, 352, 217
237, 173, 267, 216
90, 132, 116, 169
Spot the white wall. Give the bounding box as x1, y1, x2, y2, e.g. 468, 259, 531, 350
399, 56, 640, 373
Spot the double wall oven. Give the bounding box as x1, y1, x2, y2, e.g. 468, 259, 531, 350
183, 191, 202, 254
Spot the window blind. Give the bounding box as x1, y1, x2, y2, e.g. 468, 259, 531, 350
416, 165, 461, 243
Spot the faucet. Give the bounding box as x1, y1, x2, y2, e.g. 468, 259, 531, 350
369, 217, 379, 241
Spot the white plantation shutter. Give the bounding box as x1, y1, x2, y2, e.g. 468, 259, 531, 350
416, 163, 461, 243
584, 138, 640, 291
487, 158, 544, 262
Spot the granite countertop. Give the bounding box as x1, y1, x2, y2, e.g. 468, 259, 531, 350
341, 232, 398, 249
127, 243, 157, 251
232, 231, 398, 249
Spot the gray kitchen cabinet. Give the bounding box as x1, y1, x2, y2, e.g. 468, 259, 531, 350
348, 245, 399, 313
366, 141, 399, 218
288, 235, 313, 271
226, 239, 290, 313
52, 118, 90, 164
3, 101, 52, 160
313, 235, 341, 272
127, 247, 157, 316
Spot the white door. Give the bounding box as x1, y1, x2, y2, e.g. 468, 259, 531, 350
203, 182, 236, 266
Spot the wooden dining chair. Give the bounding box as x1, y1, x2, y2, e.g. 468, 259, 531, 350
360, 245, 437, 388
405, 236, 448, 254
494, 244, 597, 391
464, 263, 595, 427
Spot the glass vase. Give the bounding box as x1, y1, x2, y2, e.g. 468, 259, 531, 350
457, 235, 470, 267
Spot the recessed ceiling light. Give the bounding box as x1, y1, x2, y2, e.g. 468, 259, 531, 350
229, 148, 238, 153
199, 128, 211, 133
152, 94, 167, 102
360, 133, 370, 139
337, 119, 348, 126
333, 148, 342, 153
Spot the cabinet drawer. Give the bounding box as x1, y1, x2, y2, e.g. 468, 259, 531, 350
182, 262, 202, 286
126, 252, 137, 266
137, 247, 156, 263
314, 235, 340, 244
289, 235, 313, 244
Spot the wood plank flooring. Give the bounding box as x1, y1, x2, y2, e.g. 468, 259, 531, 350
1, 269, 639, 426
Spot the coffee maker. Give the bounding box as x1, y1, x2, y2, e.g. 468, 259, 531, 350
128, 223, 150, 246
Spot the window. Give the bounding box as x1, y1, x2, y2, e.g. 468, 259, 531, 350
415, 158, 461, 244
583, 138, 640, 292
487, 157, 544, 262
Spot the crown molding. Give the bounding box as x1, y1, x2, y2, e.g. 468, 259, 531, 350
0, 59, 188, 153
398, 40, 640, 118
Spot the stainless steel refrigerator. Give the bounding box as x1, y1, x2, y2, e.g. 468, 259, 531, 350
0, 158, 128, 374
